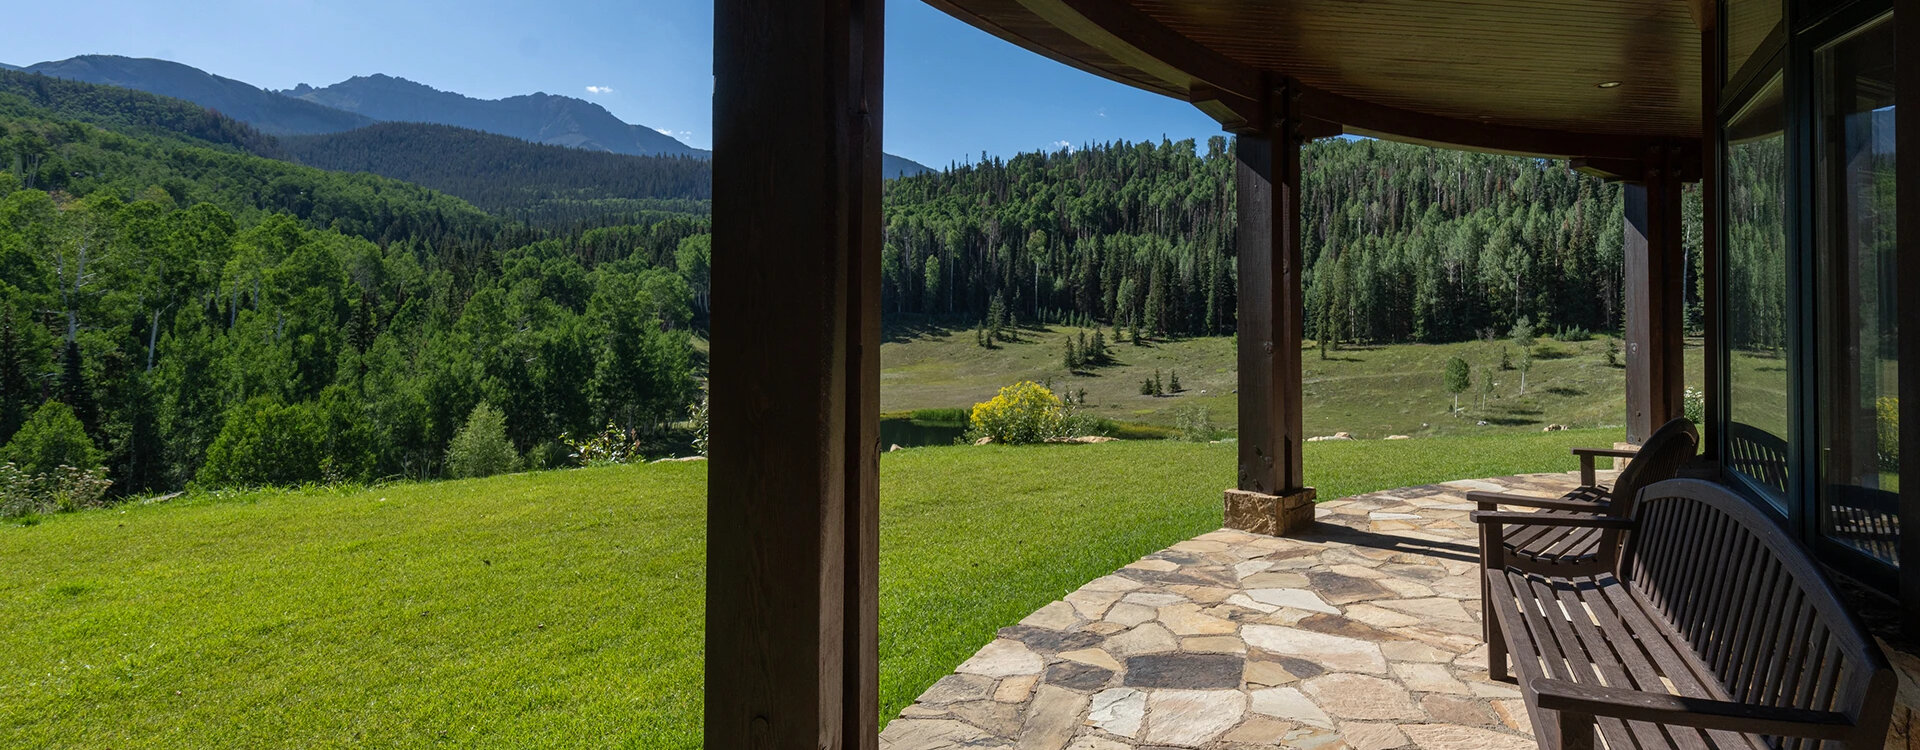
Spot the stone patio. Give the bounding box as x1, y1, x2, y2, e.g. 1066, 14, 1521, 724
878, 470, 1617, 750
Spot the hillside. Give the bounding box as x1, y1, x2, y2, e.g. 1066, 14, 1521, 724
0, 433, 1611, 747
0, 79, 706, 496
283, 121, 711, 219
25, 55, 374, 135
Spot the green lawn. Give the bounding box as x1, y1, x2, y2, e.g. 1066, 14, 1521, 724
882, 324, 1704, 438
1, 430, 1617, 748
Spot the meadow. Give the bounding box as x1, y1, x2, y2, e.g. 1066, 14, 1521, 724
0, 431, 1616, 748
882, 323, 1705, 438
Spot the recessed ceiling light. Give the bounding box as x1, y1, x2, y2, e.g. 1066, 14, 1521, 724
1598, 80, 1623, 89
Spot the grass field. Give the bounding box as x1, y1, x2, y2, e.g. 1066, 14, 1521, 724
0, 431, 1618, 748
882, 324, 1704, 438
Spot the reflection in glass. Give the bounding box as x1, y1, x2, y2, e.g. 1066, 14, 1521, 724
1724, 73, 1791, 506
1815, 17, 1899, 567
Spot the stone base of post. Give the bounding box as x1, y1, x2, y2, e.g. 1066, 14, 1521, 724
1224, 487, 1317, 536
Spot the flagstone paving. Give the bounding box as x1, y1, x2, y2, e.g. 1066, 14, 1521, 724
879, 470, 1617, 750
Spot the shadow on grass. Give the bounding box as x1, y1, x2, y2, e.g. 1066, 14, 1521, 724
1544, 386, 1585, 397
1481, 415, 1544, 427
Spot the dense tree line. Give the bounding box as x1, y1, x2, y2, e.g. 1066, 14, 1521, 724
0, 83, 707, 496
882, 137, 1702, 343
283, 122, 712, 223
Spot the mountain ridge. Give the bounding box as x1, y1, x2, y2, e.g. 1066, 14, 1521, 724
24, 55, 373, 135
20, 55, 934, 178
286, 73, 705, 158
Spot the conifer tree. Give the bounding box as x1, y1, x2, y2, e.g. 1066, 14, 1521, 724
1169, 371, 1182, 393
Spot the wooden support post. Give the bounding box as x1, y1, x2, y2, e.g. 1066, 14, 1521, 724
708, 0, 882, 746
1700, 27, 1725, 462
1622, 146, 1687, 445
1225, 82, 1315, 536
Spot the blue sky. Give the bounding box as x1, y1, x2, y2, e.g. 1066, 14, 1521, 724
0, 0, 1221, 167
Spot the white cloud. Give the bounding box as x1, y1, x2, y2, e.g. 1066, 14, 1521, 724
1051, 140, 1074, 152
1097, 107, 1108, 118
585, 85, 614, 95
655, 127, 674, 136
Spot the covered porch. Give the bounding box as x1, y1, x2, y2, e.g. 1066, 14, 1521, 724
878, 472, 1601, 750
705, 0, 1915, 747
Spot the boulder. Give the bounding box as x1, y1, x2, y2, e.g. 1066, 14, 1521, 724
888, 444, 904, 452
1384, 435, 1411, 440
1542, 424, 1567, 432
1045, 435, 1119, 444
974, 436, 995, 446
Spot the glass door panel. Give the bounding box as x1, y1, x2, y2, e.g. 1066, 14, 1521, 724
1814, 15, 1899, 567
1725, 73, 1793, 508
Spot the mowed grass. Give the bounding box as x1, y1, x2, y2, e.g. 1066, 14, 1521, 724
1, 430, 1617, 748
882, 324, 1706, 438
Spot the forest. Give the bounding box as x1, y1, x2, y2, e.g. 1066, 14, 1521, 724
0, 75, 709, 501
0, 67, 1707, 502
881, 137, 1702, 344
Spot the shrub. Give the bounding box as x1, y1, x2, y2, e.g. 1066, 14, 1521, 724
446, 402, 520, 479
1, 402, 102, 477
198, 398, 329, 487
690, 394, 711, 457
967, 381, 1067, 445
908, 408, 969, 426
1173, 405, 1215, 442
1683, 387, 1706, 426
0, 461, 113, 518
562, 422, 646, 466
1553, 326, 1593, 342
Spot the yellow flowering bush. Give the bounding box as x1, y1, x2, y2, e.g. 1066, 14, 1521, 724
968, 381, 1067, 445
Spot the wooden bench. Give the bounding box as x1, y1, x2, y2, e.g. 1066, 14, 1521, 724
1475, 478, 1895, 750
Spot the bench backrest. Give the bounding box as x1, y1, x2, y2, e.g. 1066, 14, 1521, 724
1623, 479, 1894, 749
1608, 416, 1698, 513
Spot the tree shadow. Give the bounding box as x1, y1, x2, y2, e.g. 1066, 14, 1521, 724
1481, 415, 1543, 427
1544, 386, 1584, 397
881, 317, 966, 344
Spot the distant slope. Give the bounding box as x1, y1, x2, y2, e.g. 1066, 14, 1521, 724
283, 121, 711, 217
0, 63, 20, 72
0, 68, 283, 158
289, 75, 703, 158
24, 55, 372, 135
0, 76, 498, 244
884, 153, 933, 179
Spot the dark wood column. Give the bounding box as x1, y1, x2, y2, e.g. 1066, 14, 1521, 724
1622, 147, 1687, 444
1225, 85, 1315, 535
708, 0, 882, 746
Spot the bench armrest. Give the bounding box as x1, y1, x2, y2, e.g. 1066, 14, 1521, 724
1533, 678, 1856, 741
1470, 511, 1634, 529
1572, 446, 1638, 486
1466, 490, 1611, 513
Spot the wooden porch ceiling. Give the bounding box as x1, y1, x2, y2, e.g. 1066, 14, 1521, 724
924, 0, 1707, 161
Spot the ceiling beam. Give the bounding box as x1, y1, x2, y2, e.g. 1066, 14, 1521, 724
1296, 86, 1678, 162
1012, 0, 1265, 128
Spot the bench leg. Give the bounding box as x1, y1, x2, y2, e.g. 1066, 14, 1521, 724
1478, 522, 1512, 683
1557, 709, 1595, 750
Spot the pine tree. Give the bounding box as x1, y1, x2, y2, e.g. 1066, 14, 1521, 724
1169, 371, 1182, 393
1153, 370, 1164, 396
1140, 378, 1154, 396
60, 341, 97, 437
0, 311, 32, 443
1063, 337, 1080, 371
1089, 330, 1107, 365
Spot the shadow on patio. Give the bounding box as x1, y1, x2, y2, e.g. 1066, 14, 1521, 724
879, 470, 1617, 750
